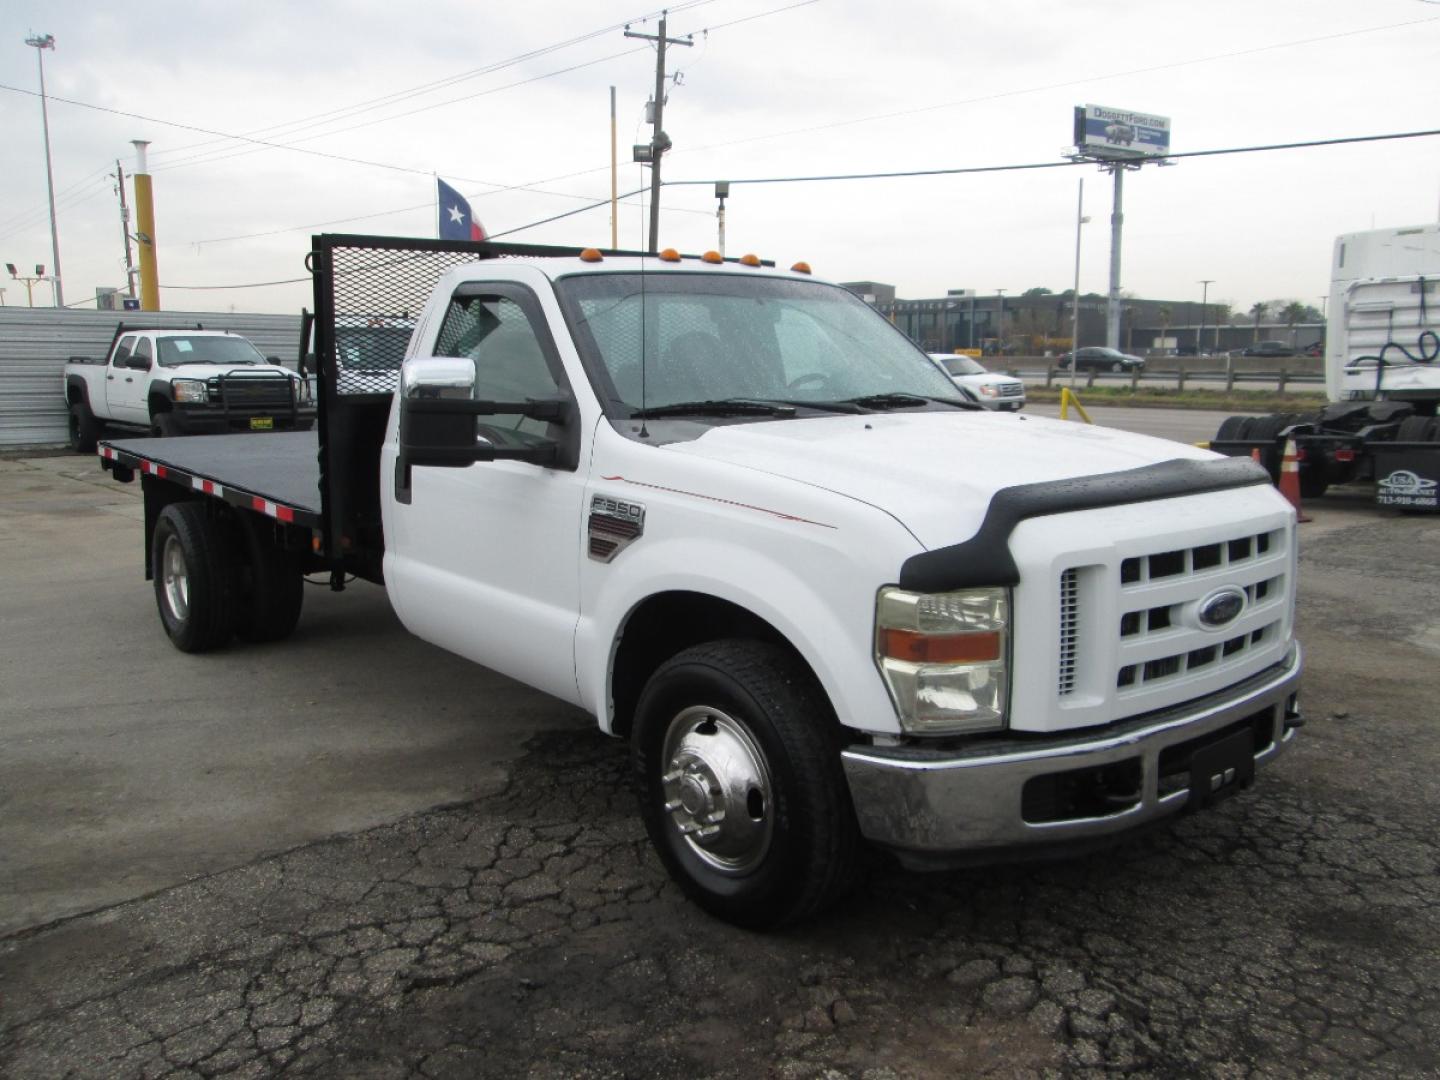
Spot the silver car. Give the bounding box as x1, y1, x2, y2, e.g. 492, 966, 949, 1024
929, 353, 1026, 411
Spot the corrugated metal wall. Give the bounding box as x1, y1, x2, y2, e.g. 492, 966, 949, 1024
0, 309, 304, 448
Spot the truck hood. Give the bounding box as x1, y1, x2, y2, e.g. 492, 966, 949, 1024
662, 411, 1213, 549
166, 363, 297, 379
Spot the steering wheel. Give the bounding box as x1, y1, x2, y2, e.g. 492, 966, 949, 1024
787, 372, 832, 390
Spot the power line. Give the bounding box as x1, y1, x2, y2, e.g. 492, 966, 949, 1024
149, 1, 721, 165
660, 127, 1440, 188
156, 127, 1440, 292
673, 13, 1440, 160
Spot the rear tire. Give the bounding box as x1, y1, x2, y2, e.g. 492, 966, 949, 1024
68, 401, 102, 453
152, 502, 238, 653
233, 513, 304, 643
1215, 415, 1251, 442
631, 639, 860, 929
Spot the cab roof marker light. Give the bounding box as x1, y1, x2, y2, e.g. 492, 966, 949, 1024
579, 248, 604, 263
658, 248, 682, 262
791, 261, 812, 274
701, 250, 724, 264
739, 254, 762, 267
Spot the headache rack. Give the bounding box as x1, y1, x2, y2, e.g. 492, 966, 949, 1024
306, 233, 649, 581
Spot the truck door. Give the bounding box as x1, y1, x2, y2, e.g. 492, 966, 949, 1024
384, 284, 587, 706
107, 334, 149, 424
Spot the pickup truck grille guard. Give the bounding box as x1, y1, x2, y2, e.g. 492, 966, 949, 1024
98, 443, 321, 529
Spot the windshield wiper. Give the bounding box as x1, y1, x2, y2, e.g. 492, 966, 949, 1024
835, 393, 975, 411
629, 398, 798, 419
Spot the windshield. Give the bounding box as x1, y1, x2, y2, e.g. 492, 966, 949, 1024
555, 273, 962, 414
938, 356, 986, 376
156, 336, 266, 368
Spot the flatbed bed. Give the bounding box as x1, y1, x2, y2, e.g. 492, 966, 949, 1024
101, 431, 323, 528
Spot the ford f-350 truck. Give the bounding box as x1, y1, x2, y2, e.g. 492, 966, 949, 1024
63, 324, 314, 451
97, 235, 1302, 928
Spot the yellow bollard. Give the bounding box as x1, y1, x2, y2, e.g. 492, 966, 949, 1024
1058, 387, 1093, 424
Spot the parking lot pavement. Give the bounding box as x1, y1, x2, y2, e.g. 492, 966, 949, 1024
3, 456, 1439, 1078
0, 454, 592, 937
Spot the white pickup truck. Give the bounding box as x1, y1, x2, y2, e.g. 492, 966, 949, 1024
63, 324, 314, 451
97, 235, 1302, 928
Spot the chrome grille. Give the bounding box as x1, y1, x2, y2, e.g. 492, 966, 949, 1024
1057, 569, 1079, 695
997, 382, 1025, 398
1112, 527, 1288, 696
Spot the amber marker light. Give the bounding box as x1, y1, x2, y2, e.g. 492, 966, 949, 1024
701, 250, 724, 264
579, 248, 604, 262
790, 261, 812, 274
879, 628, 1002, 665
739, 253, 762, 267
659, 248, 682, 262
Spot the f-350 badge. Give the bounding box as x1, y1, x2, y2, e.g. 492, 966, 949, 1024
588, 495, 646, 562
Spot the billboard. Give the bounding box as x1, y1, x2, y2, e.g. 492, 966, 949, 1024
1073, 105, 1171, 159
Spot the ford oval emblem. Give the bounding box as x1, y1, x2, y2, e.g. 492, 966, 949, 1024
1198, 587, 1246, 630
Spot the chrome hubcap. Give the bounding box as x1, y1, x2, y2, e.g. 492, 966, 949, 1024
659, 706, 773, 874
161, 535, 190, 621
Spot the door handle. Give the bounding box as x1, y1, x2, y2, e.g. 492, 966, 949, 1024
106, 374, 115, 381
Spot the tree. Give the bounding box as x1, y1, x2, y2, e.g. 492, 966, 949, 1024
1021, 286, 1053, 298
1249, 301, 1268, 343
1281, 301, 1307, 345
1156, 305, 1172, 352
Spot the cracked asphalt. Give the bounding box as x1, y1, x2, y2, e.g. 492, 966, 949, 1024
3, 463, 1439, 1077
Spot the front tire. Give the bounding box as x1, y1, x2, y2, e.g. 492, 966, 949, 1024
68, 401, 102, 453
631, 639, 860, 929
151, 502, 238, 652
150, 411, 179, 438
1110, 360, 1124, 373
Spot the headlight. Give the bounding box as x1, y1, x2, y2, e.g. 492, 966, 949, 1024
172, 378, 208, 403
874, 587, 1010, 734
978, 384, 998, 396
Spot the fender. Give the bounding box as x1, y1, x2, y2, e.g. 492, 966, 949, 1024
65, 373, 91, 406
576, 530, 911, 738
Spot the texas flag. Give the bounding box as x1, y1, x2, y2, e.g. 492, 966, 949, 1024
437, 178, 486, 242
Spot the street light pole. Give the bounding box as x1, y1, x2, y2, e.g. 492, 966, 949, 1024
26, 33, 63, 308
1197, 279, 1214, 357
995, 289, 1007, 355
1070, 177, 1088, 389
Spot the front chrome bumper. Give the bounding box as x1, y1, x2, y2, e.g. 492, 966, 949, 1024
841, 643, 1302, 867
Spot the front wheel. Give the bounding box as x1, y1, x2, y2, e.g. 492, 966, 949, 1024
631, 639, 860, 929
1110, 360, 1124, 373
69, 401, 102, 453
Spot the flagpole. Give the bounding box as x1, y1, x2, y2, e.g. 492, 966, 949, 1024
434, 174, 440, 240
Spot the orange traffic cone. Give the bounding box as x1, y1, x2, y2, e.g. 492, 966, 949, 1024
1277, 437, 1312, 522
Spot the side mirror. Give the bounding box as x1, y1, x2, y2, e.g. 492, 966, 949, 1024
128, 354, 152, 371
397, 356, 572, 473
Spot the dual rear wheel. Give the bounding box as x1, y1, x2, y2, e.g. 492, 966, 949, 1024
151, 502, 304, 653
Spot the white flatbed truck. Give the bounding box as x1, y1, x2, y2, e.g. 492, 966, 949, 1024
98, 234, 1303, 927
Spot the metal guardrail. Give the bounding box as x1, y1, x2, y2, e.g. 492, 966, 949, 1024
1009, 364, 1325, 393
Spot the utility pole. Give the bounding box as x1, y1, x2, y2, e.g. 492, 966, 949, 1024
115, 161, 137, 299
609, 86, 618, 250
624, 14, 692, 254
26, 33, 63, 308
1197, 279, 1214, 357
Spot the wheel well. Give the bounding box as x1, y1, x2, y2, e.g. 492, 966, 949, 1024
149, 393, 172, 417
66, 380, 86, 406
609, 591, 820, 738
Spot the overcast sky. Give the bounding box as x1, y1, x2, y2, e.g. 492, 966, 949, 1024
2, 0, 1438, 317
